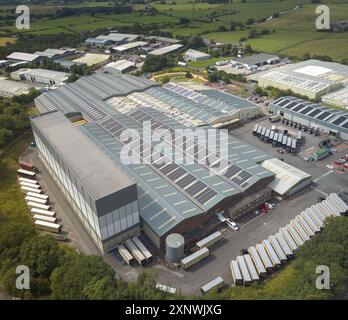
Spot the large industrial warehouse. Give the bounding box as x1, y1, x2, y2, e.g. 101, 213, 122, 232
270, 96, 348, 140
33, 74, 279, 253
257, 59, 348, 100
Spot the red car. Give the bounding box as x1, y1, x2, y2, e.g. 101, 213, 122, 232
259, 203, 269, 213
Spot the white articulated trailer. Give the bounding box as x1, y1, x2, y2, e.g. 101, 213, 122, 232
236, 256, 252, 286
125, 239, 146, 266
26, 192, 49, 201
256, 244, 273, 271
248, 246, 267, 277
279, 227, 298, 252
132, 237, 153, 263
286, 224, 304, 247
321, 200, 340, 217
17, 169, 36, 177
196, 231, 223, 250
330, 193, 348, 212
295, 215, 315, 237
290, 219, 310, 241
274, 233, 293, 258
27, 201, 50, 211
201, 277, 224, 295
25, 196, 48, 205
20, 181, 40, 189
230, 260, 243, 286
33, 214, 57, 224
34, 220, 61, 233
118, 245, 135, 265
21, 186, 42, 194
30, 208, 56, 218
262, 240, 281, 268
181, 248, 209, 270
19, 177, 38, 184
243, 254, 260, 281
268, 236, 287, 263
300, 211, 320, 233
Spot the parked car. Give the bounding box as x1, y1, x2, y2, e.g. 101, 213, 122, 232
226, 219, 240, 231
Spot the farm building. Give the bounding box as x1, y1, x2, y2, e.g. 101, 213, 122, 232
261, 158, 312, 197
149, 44, 183, 56
73, 53, 110, 67
270, 96, 348, 140
257, 60, 348, 100
231, 53, 280, 68
7, 52, 41, 63
33, 73, 276, 253
184, 49, 211, 62
0, 78, 35, 98
11, 68, 69, 86
30, 111, 140, 253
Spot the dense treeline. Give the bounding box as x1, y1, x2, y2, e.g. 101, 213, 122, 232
0, 90, 40, 149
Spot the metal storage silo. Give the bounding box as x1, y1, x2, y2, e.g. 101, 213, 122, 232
165, 233, 185, 263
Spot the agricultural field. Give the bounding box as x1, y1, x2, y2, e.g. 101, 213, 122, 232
0, 36, 16, 46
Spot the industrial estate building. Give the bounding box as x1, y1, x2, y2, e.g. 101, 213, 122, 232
149, 44, 183, 56
270, 96, 348, 140
184, 49, 211, 62
33, 73, 282, 252
102, 60, 135, 75
73, 53, 110, 67
7, 52, 42, 63
30, 111, 140, 253
257, 60, 348, 101
85, 33, 140, 47
113, 41, 148, 53
231, 53, 280, 69
34, 48, 76, 60
0, 78, 35, 97
11, 68, 69, 86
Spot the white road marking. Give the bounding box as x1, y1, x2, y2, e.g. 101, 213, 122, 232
310, 186, 328, 197
313, 171, 333, 183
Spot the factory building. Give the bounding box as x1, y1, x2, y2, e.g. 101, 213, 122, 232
102, 60, 135, 75
322, 87, 348, 109
0, 78, 35, 98
34, 74, 276, 252
34, 48, 76, 60
149, 44, 183, 56
261, 158, 312, 197
184, 49, 211, 62
231, 53, 280, 68
257, 59, 348, 100
30, 111, 140, 253
11, 68, 69, 86
7, 52, 42, 64
85, 33, 139, 47
73, 53, 110, 67
270, 96, 348, 140
113, 41, 147, 53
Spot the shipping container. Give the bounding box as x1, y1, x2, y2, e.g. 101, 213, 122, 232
25, 196, 47, 205
181, 247, 209, 270
230, 260, 243, 286
196, 231, 222, 250
118, 245, 134, 265
132, 237, 153, 263
34, 220, 61, 233
248, 246, 267, 277
236, 256, 252, 286
201, 277, 224, 294
125, 239, 146, 266
20, 186, 42, 194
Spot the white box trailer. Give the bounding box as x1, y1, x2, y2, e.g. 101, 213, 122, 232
236, 256, 252, 286
306, 208, 324, 228
262, 240, 281, 268
132, 237, 153, 263
311, 205, 329, 221
118, 245, 134, 265
268, 235, 287, 263
125, 239, 146, 266
256, 244, 273, 271
230, 260, 243, 286
326, 196, 345, 214
279, 227, 298, 251
290, 219, 310, 241
315, 203, 332, 219
301, 211, 320, 233
26, 201, 50, 211
181, 247, 209, 270
321, 200, 340, 217
33, 214, 57, 223
21, 186, 42, 194
243, 254, 260, 281
30, 208, 55, 217
196, 231, 222, 250
248, 246, 267, 277
34, 220, 61, 233
295, 215, 315, 237
330, 193, 348, 212
274, 233, 293, 258
201, 276, 224, 295
17, 168, 36, 177
25, 196, 47, 205
20, 181, 40, 189
26, 192, 49, 201
286, 224, 304, 247
19, 177, 38, 184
